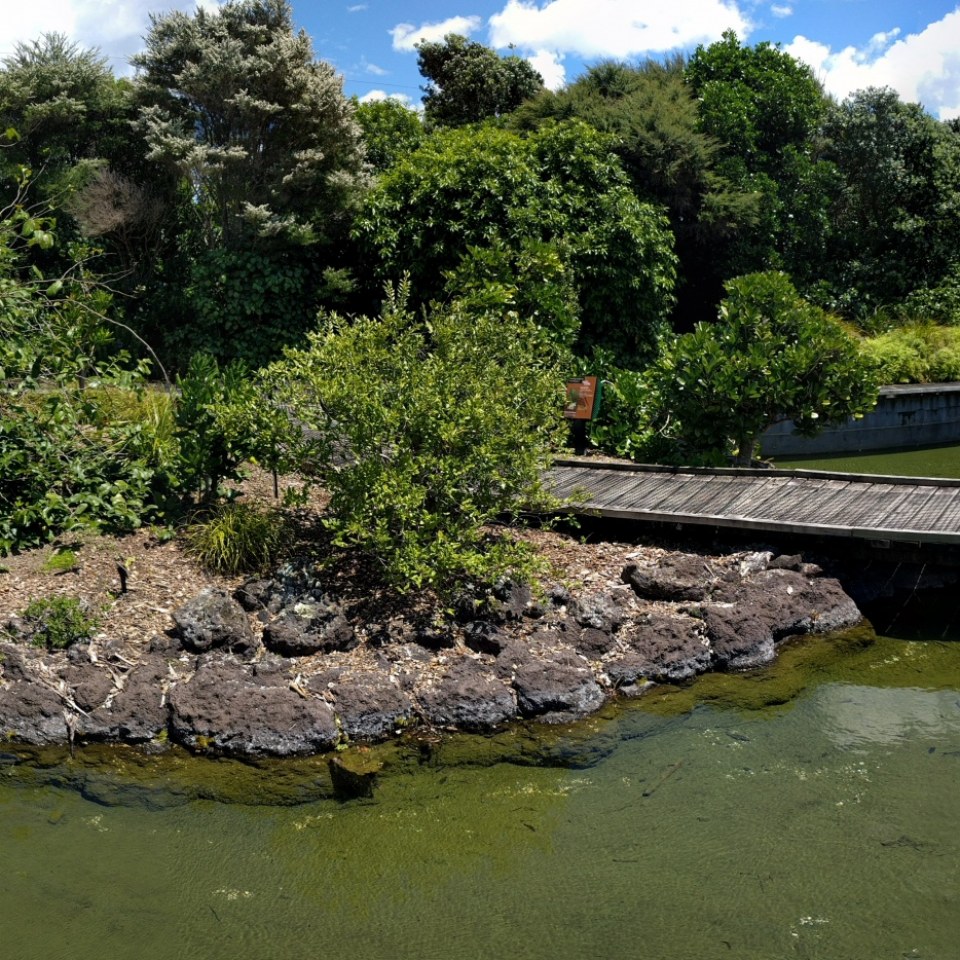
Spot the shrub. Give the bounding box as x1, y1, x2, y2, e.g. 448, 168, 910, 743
183, 501, 290, 575
19, 596, 99, 649
266, 280, 564, 592
860, 324, 960, 384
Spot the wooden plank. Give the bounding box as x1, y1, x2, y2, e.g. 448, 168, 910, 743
547, 463, 960, 545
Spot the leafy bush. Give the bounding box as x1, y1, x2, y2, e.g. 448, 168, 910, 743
860, 324, 960, 384
184, 501, 290, 575
647, 271, 879, 465
267, 280, 564, 592
174, 352, 303, 504
19, 596, 99, 648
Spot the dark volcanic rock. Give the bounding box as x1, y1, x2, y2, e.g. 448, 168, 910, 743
620, 614, 711, 682
513, 651, 605, 722
59, 662, 115, 712
263, 598, 357, 657
169, 660, 338, 756
570, 592, 626, 631
463, 620, 508, 655
572, 626, 621, 659
704, 605, 776, 670
234, 561, 325, 614
0, 642, 38, 682
622, 553, 719, 602
417, 660, 518, 731
86, 656, 172, 742
0, 680, 69, 745
172, 588, 256, 655
327, 673, 414, 740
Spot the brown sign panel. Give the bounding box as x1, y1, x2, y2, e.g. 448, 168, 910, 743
564, 376, 599, 420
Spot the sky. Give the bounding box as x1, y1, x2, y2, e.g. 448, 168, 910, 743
1, 0, 959, 119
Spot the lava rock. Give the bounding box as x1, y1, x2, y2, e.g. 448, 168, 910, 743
704, 605, 777, 671
569, 592, 626, 631
620, 614, 712, 682
622, 553, 719, 602
0, 680, 69, 745
417, 660, 518, 731
512, 651, 605, 722
169, 660, 338, 756
86, 656, 172, 742
263, 598, 357, 657
326, 673, 414, 740
172, 588, 256, 655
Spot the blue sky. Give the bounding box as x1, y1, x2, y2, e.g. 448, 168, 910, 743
1, 1, 959, 117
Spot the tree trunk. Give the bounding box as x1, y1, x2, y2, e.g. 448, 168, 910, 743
734, 433, 756, 467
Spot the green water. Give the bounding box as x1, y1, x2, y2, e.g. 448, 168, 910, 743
775, 443, 960, 479
3, 620, 960, 960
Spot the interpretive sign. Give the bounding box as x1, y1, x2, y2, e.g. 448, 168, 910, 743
564, 376, 601, 421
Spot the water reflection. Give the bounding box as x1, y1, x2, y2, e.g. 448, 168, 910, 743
816, 683, 960, 747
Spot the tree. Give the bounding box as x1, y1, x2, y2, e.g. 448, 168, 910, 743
684, 33, 834, 292
353, 120, 676, 364
647, 271, 879, 465
510, 57, 760, 327
265, 281, 564, 591
132, 0, 367, 247
417, 34, 543, 128
820, 87, 960, 316
354, 97, 424, 173
0, 33, 134, 199
129, 0, 370, 366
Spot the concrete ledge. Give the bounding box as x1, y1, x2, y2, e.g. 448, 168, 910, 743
760, 383, 960, 456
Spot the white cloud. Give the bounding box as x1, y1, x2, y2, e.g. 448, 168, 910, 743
358, 90, 413, 106
786, 10, 960, 119
0, 1, 226, 72
528, 48, 566, 89
347, 4, 367, 11
488, 0, 750, 59
360, 57, 387, 76
390, 15, 483, 52
770, 4, 792, 18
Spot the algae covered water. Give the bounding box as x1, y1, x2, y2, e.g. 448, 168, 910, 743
775, 442, 960, 479
2, 622, 960, 960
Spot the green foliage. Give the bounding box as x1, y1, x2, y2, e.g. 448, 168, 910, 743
174, 352, 301, 503
354, 120, 676, 364
821, 88, 960, 316
417, 34, 544, 128
354, 97, 425, 173
132, 0, 368, 247
19, 596, 99, 648
647, 271, 879, 464
266, 281, 564, 592
0, 180, 178, 553
511, 57, 760, 323
861, 324, 960, 384
899, 265, 960, 325
684, 32, 835, 297
184, 501, 290, 575
42, 549, 79, 573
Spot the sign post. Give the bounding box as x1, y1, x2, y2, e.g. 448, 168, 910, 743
564, 376, 603, 456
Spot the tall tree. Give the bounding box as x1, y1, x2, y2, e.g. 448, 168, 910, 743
511, 57, 760, 327
353, 120, 676, 364
354, 97, 425, 173
685, 32, 834, 292
416, 34, 544, 128
129, 0, 370, 366
821, 87, 960, 316
132, 0, 368, 247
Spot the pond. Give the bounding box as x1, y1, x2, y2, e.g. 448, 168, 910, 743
2, 601, 959, 960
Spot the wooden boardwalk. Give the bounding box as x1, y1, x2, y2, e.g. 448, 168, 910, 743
547, 459, 960, 546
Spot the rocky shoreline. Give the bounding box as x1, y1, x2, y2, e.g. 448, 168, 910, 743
0, 544, 864, 758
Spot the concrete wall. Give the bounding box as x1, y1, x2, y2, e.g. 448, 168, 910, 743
760, 383, 960, 456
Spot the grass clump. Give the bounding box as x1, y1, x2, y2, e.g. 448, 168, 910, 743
20, 596, 100, 649
184, 501, 289, 575
42, 549, 79, 574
